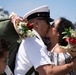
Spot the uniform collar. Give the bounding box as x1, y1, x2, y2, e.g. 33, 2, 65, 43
32, 29, 42, 40
32, 29, 45, 46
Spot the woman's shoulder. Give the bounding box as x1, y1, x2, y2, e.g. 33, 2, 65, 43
53, 44, 67, 53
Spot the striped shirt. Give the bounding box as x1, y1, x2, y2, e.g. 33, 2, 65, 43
48, 44, 75, 75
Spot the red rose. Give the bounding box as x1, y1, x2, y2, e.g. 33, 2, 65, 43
69, 38, 76, 45
27, 23, 33, 30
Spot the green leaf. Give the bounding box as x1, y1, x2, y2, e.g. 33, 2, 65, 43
62, 35, 68, 39
62, 32, 67, 34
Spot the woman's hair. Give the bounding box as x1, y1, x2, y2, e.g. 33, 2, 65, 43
0, 39, 10, 58
56, 17, 75, 46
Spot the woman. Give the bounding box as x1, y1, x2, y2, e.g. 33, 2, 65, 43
0, 39, 13, 75
47, 17, 76, 75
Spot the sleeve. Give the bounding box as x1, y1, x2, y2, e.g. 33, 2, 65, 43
14, 37, 52, 75
24, 37, 52, 69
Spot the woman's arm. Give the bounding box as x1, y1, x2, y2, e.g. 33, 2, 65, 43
36, 61, 74, 75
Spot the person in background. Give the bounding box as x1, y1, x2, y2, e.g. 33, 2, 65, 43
0, 39, 13, 75
0, 18, 19, 74
47, 17, 76, 75
14, 5, 76, 75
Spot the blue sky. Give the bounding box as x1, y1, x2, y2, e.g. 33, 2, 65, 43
0, 0, 76, 23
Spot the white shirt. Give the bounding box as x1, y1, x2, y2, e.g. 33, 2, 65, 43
14, 30, 52, 75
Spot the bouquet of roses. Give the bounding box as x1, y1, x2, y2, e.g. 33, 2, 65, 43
9, 12, 35, 43
61, 27, 76, 72
61, 27, 76, 57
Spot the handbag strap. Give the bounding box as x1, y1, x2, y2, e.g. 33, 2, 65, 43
25, 66, 39, 75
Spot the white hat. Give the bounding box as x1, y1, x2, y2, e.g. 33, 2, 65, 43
23, 5, 54, 22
